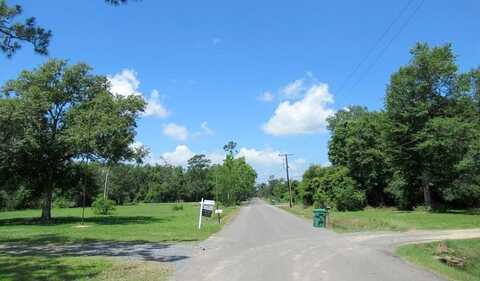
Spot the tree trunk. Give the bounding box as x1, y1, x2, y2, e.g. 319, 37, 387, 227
103, 166, 110, 200
41, 190, 53, 221
423, 184, 432, 211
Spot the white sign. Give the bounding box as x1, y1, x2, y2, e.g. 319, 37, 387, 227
215, 209, 223, 214
198, 198, 216, 229
204, 200, 215, 206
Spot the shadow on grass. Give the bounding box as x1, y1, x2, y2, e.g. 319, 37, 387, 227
0, 234, 191, 263
0, 253, 105, 281
0, 215, 170, 226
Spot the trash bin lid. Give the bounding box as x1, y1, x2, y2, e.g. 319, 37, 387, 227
313, 208, 326, 213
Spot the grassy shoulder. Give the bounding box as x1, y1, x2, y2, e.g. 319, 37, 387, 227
278, 204, 480, 232
0, 202, 237, 243
0, 255, 172, 281
0, 202, 237, 281
396, 239, 480, 281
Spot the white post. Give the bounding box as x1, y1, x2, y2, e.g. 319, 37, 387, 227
198, 198, 204, 229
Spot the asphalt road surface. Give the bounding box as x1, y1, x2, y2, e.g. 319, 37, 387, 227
176, 199, 480, 281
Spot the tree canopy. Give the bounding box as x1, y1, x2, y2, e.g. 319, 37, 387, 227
298, 43, 480, 211
0, 59, 145, 220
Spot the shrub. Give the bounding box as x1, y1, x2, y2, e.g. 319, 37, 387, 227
53, 197, 76, 208
172, 204, 184, 211
313, 188, 331, 208
312, 166, 366, 211
333, 185, 366, 211
92, 197, 116, 215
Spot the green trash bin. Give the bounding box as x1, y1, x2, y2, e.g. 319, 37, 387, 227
313, 208, 327, 228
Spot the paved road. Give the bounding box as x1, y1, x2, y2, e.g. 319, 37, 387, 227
176, 199, 480, 281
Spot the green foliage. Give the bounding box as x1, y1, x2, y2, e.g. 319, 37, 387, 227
171, 204, 184, 211
327, 107, 392, 206
0, 1, 51, 57
0, 59, 145, 220
385, 42, 480, 210
333, 184, 366, 211
397, 239, 480, 281
92, 197, 116, 215
211, 142, 257, 206
310, 166, 366, 211
300, 43, 480, 212
299, 165, 328, 206
186, 154, 213, 202
52, 196, 76, 209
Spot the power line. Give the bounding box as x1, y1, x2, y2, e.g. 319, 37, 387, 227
337, 0, 416, 96
349, 0, 425, 91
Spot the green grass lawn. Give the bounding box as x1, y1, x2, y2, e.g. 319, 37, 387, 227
396, 239, 480, 281
0, 255, 172, 281
280, 205, 480, 232
0, 203, 236, 281
0, 202, 237, 243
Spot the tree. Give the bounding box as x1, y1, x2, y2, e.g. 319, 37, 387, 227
213, 141, 256, 205
186, 154, 212, 201
1, 0, 137, 58
327, 107, 392, 206
313, 166, 366, 211
68, 89, 146, 200
0, 0, 51, 58
385, 43, 475, 210
299, 165, 329, 206
1, 59, 145, 220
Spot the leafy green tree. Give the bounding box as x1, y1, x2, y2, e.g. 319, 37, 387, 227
299, 165, 329, 206
213, 141, 256, 205
385, 43, 476, 210
186, 154, 213, 201
327, 107, 392, 206
313, 166, 366, 211
1, 59, 145, 220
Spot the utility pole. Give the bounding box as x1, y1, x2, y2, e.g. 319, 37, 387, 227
279, 153, 293, 208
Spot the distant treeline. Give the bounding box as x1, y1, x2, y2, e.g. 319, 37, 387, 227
0, 146, 257, 211
259, 43, 480, 211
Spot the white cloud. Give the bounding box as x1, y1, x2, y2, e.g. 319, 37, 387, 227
237, 147, 307, 181
200, 121, 214, 135
263, 83, 335, 136
280, 79, 305, 99
206, 151, 225, 165
161, 145, 195, 166
144, 90, 169, 118
258, 91, 275, 102
237, 147, 283, 167
155, 145, 307, 181
108, 69, 141, 97
163, 123, 189, 141
192, 121, 214, 138
108, 69, 169, 118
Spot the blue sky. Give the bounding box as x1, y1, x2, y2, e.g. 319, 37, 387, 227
2, 0, 479, 181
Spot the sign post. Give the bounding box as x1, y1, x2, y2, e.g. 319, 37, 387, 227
198, 199, 215, 229
215, 209, 223, 224
198, 198, 204, 229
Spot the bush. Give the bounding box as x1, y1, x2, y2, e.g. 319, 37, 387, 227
92, 197, 116, 215
53, 196, 76, 208
172, 204, 184, 211
313, 189, 331, 208
312, 166, 366, 211
333, 185, 366, 211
